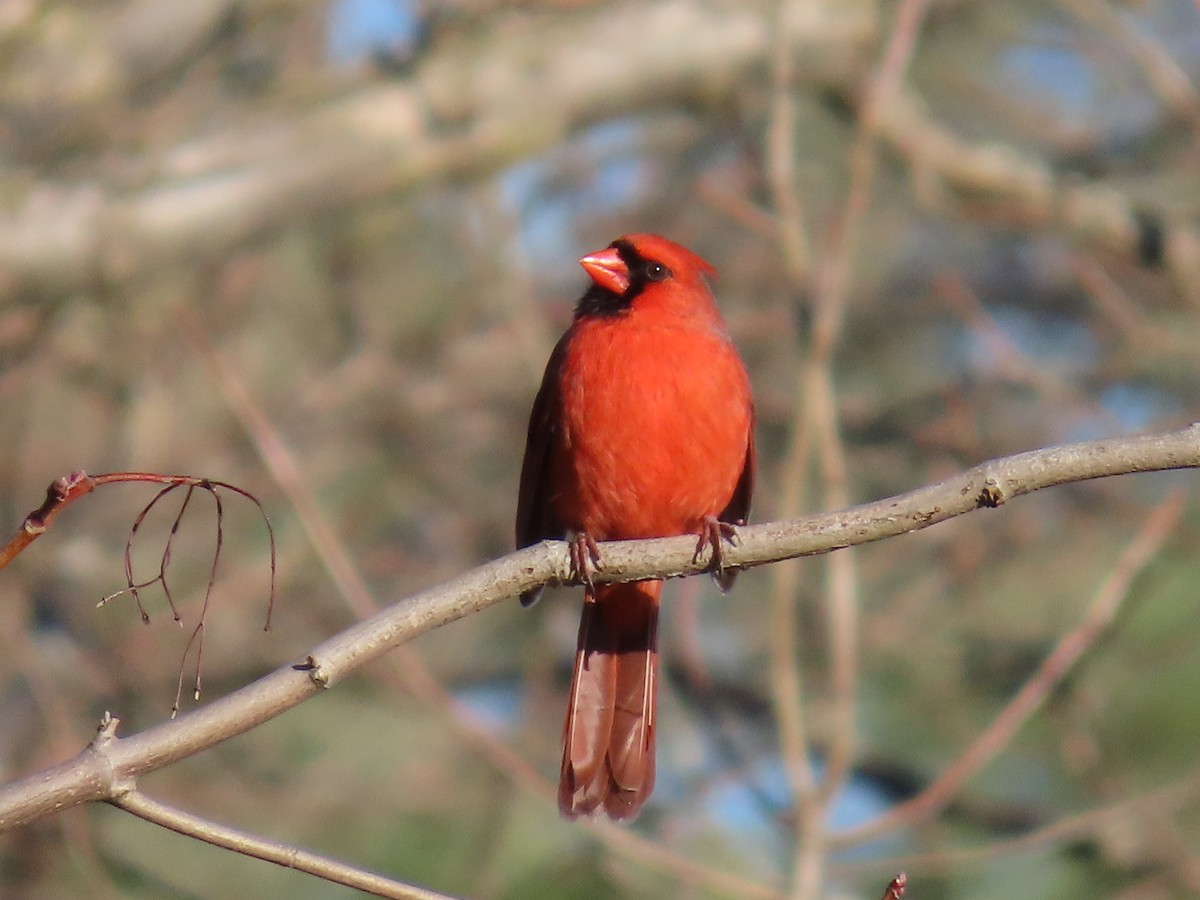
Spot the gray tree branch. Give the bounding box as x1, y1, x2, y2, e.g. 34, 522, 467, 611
1, 421, 1197, 833
112, 783, 454, 900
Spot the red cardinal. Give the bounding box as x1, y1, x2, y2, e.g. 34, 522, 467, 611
516, 233, 755, 820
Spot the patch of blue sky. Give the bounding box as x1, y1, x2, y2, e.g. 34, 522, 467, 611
998, 8, 1199, 138
326, 0, 420, 66
1099, 382, 1182, 432
452, 679, 523, 734
962, 306, 1097, 376
998, 33, 1095, 120
703, 756, 903, 863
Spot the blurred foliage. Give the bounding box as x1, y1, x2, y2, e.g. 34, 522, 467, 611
2, 0, 1200, 898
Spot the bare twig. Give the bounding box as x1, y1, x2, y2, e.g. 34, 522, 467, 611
811, 0, 932, 804
5, 472, 277, 633
3, 469, 278, 717
770, 1, 931, 896
766, 1, 811, 286
1068, 252, 1188, 360
764, 4, 822, 897
933, 272, 1123, 429
110, 790, 456, 900
0, 469, 96, 569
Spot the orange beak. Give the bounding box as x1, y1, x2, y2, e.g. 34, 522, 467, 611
579, 246, 629, 295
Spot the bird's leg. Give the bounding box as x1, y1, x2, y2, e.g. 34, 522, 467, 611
569, 531, 602, 592
693, 515, 738, 577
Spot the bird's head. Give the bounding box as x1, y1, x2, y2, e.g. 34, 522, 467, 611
576, 233, 717, 319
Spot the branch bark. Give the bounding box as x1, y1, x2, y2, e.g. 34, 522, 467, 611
1, 421, 1198, 832
111, 787, 455, 900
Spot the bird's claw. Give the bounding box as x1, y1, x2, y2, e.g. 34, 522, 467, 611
570, 532, 602, 593
693, 515, 738, 576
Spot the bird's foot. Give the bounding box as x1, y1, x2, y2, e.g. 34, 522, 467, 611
694, 516, 739, 589
569, 531, 602, 592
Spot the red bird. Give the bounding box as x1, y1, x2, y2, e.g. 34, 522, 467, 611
516, 234, 755, 820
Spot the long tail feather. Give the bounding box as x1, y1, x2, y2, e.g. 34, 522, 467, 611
559, 580, 661, 820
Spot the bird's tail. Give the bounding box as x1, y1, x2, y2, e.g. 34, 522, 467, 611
559, 579, 661, 820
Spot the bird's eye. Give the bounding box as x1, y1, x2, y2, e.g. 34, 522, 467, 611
644, 261, 670, 282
